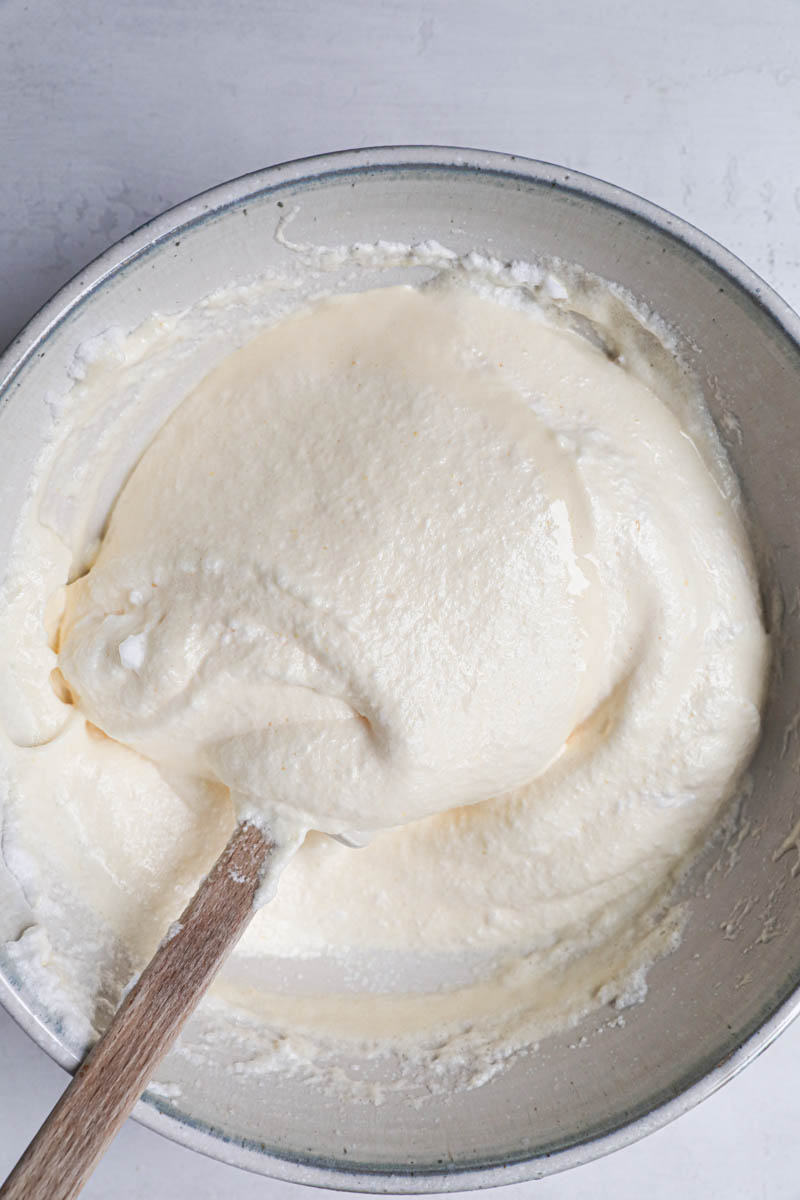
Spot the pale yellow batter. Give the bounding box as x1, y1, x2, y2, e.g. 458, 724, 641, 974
0, 268, 769, 1093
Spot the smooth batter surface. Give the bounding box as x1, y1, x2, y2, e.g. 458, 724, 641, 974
0, 269, 769, 1093
57, 285, 610, 844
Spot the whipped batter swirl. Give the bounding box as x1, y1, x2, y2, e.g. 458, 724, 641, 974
1, 269, 768, 1089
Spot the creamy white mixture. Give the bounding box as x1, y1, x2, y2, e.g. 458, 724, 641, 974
0, 263, 768, 1096
58, 284, 613, 844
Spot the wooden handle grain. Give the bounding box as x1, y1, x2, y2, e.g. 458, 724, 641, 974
1, 821, 273, 1200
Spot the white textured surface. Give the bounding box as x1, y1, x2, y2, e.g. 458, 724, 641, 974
1, 0, 800, 1195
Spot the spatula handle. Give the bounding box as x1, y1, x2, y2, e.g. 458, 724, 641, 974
1, 821, 272, 1200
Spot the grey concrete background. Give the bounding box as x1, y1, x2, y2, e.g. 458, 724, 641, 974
2, 0, 800, 1196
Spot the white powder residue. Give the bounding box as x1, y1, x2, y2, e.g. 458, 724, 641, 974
118, 633, 146, 671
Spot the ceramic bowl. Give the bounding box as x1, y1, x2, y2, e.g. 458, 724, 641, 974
2, 147, 800, 1191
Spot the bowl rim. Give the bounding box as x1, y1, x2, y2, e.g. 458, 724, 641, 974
2, 144, 800, 1193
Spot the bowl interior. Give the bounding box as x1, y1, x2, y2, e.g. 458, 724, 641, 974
2, 151, 800, 1190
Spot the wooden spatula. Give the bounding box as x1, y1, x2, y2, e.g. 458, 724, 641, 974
0, 821, 272, 1200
